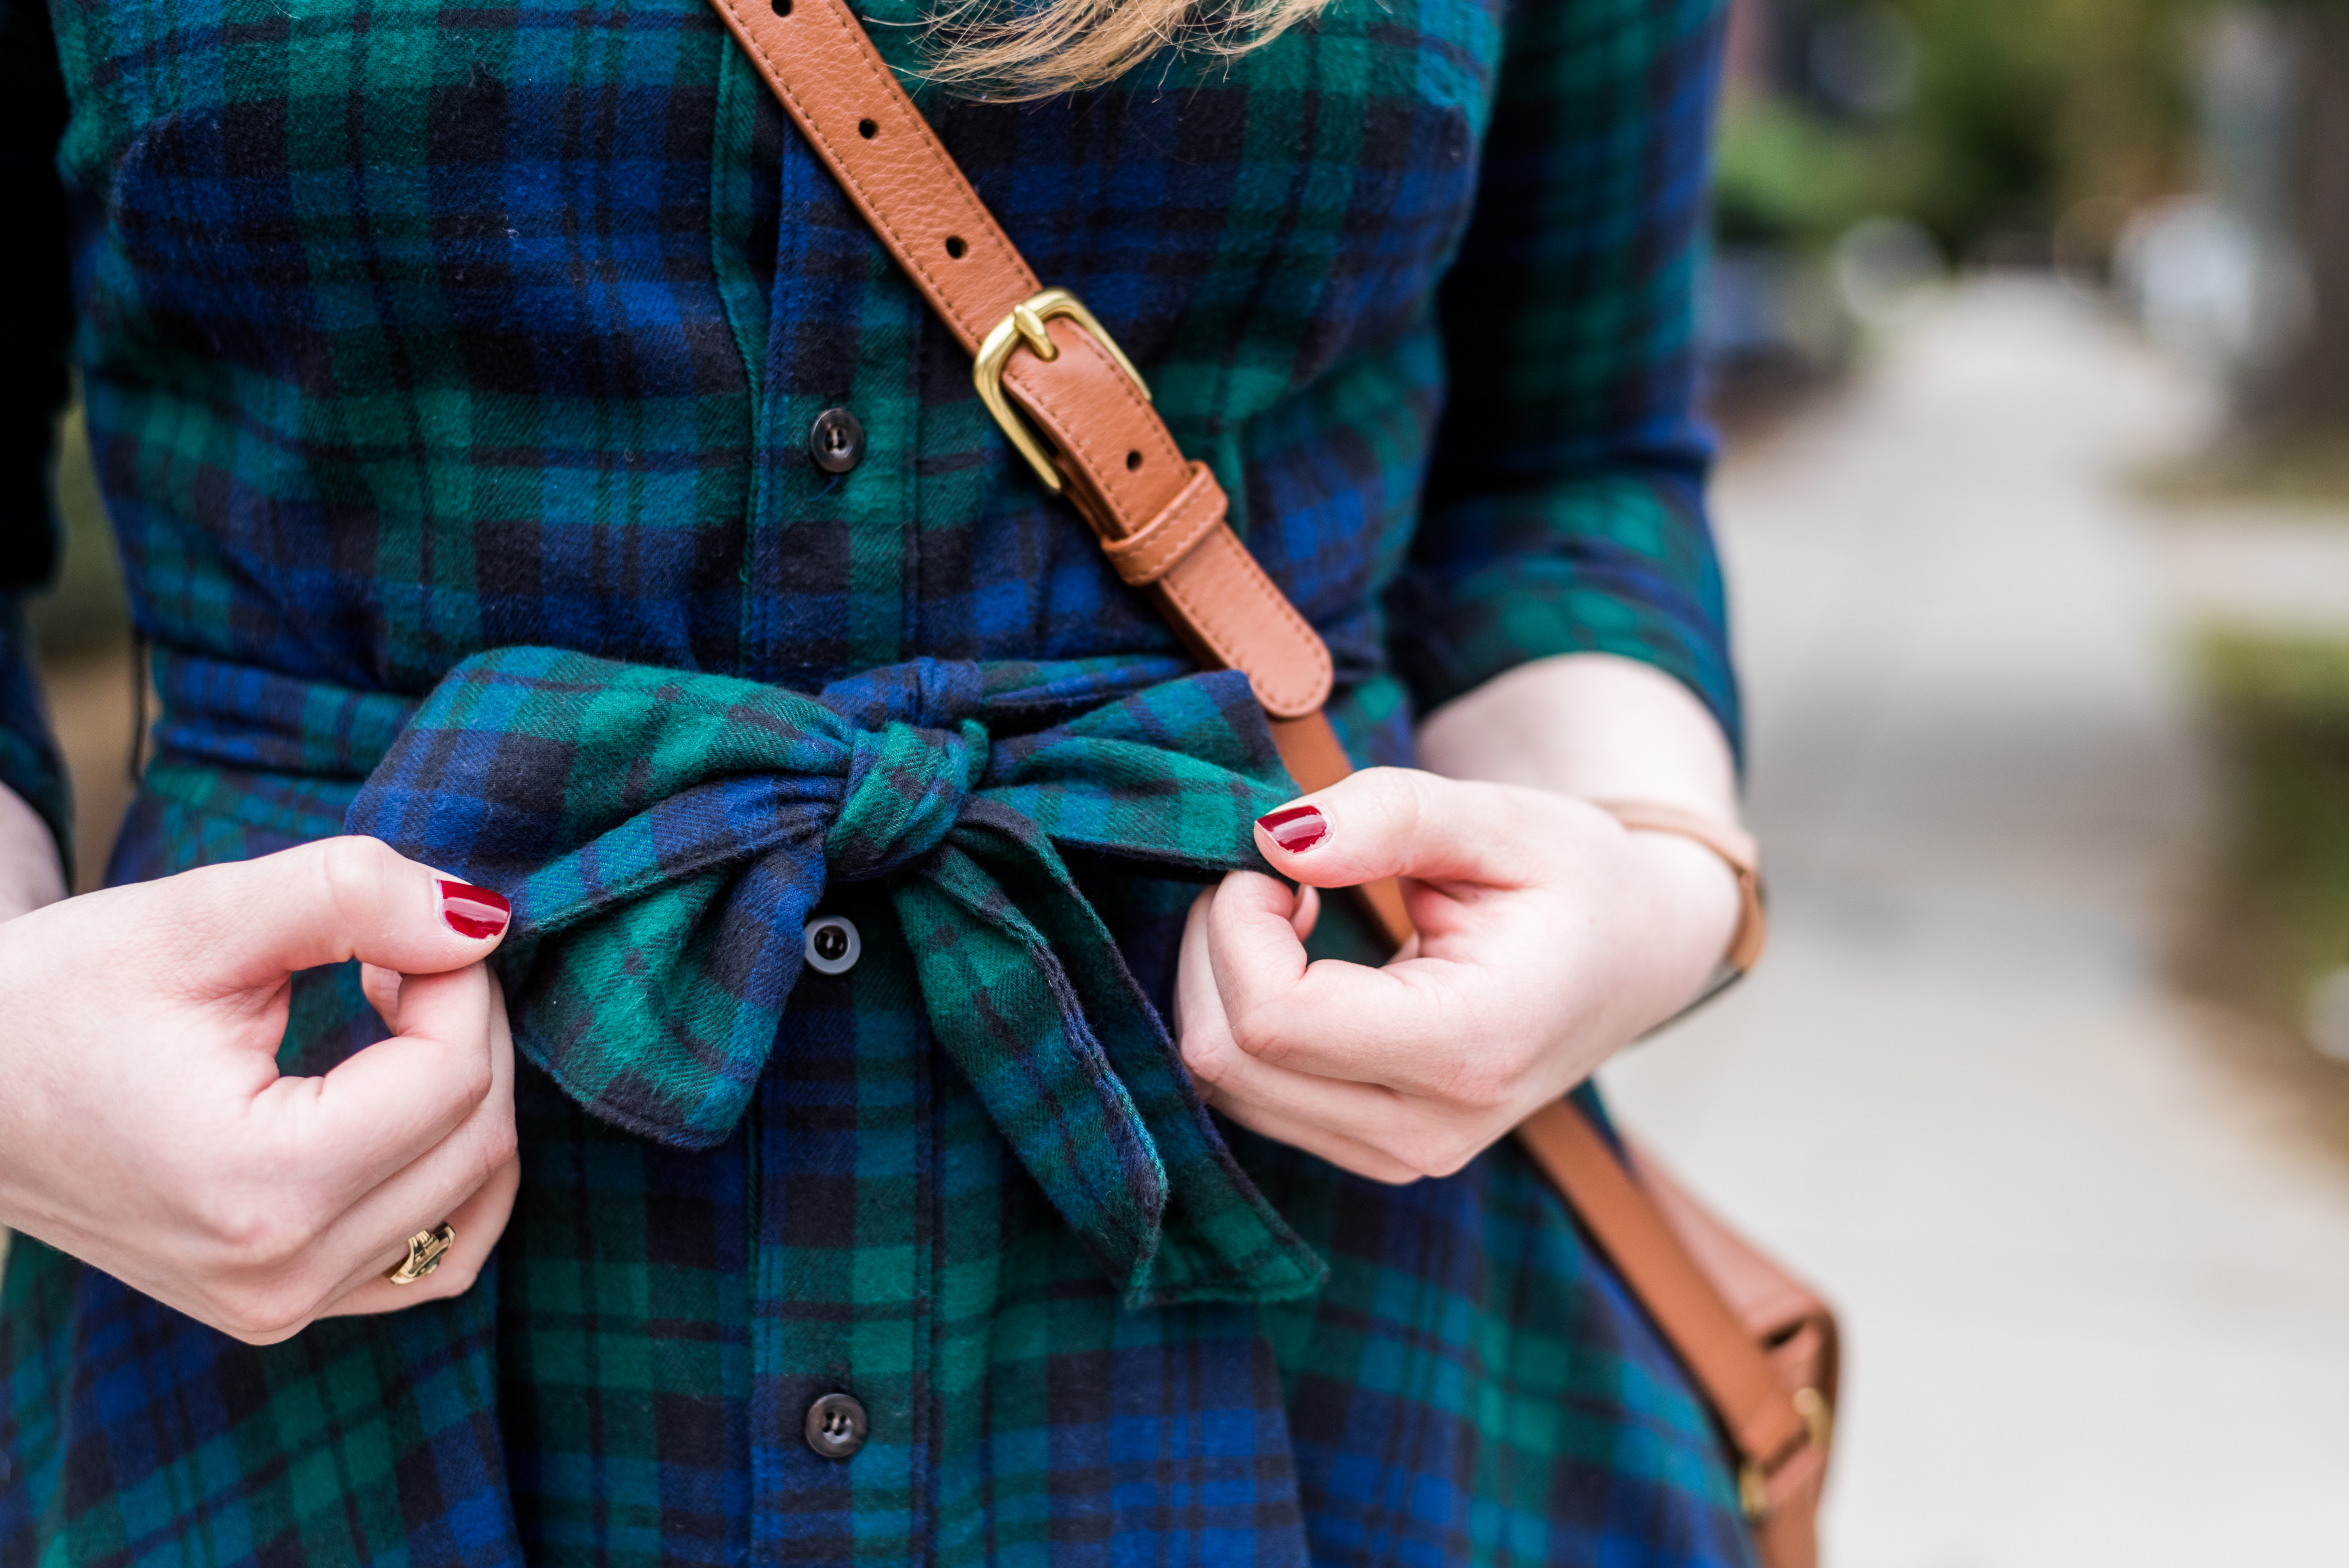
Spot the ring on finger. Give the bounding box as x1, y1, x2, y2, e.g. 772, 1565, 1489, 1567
385, 1222, 457, 1285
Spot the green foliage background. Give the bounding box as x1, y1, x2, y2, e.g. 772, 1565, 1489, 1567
2191, 634, 2349, 1028
1717, 0, 2194, 258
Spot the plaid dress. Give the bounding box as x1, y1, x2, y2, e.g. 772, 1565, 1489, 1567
0, 0, 1753, 1559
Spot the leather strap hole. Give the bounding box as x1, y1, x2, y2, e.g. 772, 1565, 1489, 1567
769, 0, 790, 14
857, 118, 877, 139
1125, 450, 1141, 471
944, 235, 967, 258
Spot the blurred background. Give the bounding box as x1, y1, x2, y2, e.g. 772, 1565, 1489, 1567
20, 0, 2349, 1558
1610, 0, 2349, 1561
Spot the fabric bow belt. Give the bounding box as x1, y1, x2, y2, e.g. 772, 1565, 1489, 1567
145, 648, 1327, 1306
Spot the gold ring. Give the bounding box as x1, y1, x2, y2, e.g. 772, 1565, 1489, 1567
385, 1223, 457, 1285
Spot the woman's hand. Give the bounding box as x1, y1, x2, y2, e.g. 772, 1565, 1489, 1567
0, 836, 520, 1342
1175, 766, 1740, 1184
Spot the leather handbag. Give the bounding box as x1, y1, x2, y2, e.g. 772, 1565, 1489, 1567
698, 2, 1840, 1557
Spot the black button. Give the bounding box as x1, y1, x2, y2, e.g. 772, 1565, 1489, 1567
804, 1392, 868, 1459
803, 914, 861, 976
809, 407, 865, 473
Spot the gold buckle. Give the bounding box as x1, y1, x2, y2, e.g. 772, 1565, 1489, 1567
1794, 1385, 1833, 1452
973, 287, 1150, 494
1737, 1387, 1832, 1522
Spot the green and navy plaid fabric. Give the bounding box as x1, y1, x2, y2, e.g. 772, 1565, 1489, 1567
0, 0, 1756, 1559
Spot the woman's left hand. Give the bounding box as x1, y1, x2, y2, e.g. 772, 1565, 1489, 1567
1175, 766, 1741, 1184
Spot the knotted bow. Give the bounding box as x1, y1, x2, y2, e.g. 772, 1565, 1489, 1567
346, 647, 1325, 1305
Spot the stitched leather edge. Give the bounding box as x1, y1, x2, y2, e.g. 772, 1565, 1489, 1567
1156, 562, 1333, 717
1103, 463, 1223, 584
708, 0, 1035, 347
1003, 322, 1189, 536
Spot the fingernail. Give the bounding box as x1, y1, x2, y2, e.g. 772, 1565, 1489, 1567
438, 880, 511, 940
1256, 804, 1327, 854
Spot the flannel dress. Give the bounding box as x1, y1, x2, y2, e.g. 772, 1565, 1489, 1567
0, 0, 1755, 1560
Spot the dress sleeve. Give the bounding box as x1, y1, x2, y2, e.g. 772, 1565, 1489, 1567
1388, 0, 1738, 748
0, 0, 77, 867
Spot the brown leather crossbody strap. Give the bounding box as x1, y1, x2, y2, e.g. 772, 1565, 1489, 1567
1514, 1101, 1805, 1465
703, 0, 1817, 1517
705, 0, 1334, 725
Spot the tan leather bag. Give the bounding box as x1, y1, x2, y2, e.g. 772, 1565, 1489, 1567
699, 3, 1840, 1556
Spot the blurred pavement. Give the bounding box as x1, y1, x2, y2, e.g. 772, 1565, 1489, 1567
41, 646, 140, 896
1605, 278, 2349, 1564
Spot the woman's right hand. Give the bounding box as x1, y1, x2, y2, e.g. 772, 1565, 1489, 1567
0, 836, 519, 1344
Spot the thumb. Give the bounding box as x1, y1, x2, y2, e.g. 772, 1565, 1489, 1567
145, 836, 513, 997
1251, 767, 1568, 892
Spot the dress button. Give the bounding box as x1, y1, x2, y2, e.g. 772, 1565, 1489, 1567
804, 914, 861, 976
804, 1392, 869, 1459
809, 407, 865, 473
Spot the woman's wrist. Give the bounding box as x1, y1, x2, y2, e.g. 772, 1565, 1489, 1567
1614, 823, 1744, 1010
1416, 653, 1741, 828
1415, 653, 1753, 1033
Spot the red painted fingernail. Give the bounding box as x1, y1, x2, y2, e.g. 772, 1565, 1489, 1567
1256, 804, 1327, 854
438, 880, 511, 940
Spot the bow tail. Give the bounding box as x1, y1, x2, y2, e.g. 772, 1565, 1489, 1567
921, 810, 1326, 1308
894, 850, 1171, 1287
1003, 864, 1327, 1308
